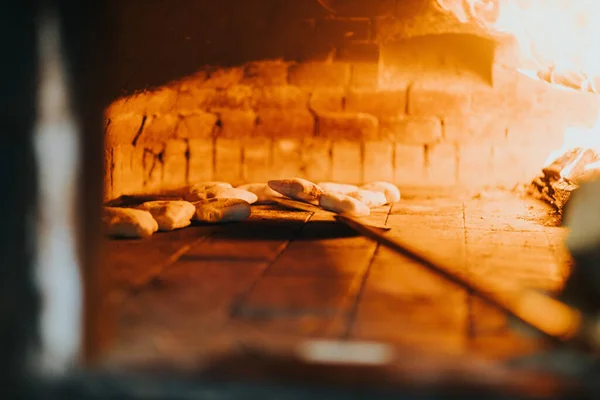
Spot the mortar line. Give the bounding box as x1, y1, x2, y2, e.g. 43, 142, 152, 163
130, 234, 212, 295
342, 205, 392, 339
463, 201, 476, 343
104, 234, 215, 311
229, 212, 313, 318
342, 243, 379, 340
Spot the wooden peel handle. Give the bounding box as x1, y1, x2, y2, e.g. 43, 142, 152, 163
335, 215, 597, 350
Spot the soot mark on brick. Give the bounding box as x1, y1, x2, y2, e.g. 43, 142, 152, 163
214, 116, 223, 139
184, 139, 191, 184
142, 146, 163, 186
211, 137, 217, 179
103, 118, 111, 136
313, 113, 321, 136
131, 115, 147, 147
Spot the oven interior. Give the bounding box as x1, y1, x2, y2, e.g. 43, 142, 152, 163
60, 0, 600, 395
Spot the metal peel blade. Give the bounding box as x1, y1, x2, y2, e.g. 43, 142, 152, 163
272, 198, 391, 231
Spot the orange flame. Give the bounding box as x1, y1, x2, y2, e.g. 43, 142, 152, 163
438, 0, 600, 172
437, 0, 600, 75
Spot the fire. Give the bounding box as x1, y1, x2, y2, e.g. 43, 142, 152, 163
441, 0, 600, 166
544, 124, 600, 170
436, 1, 600, 209
436, 0, 600, 75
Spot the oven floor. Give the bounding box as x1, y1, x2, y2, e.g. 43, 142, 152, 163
102, 191, 571, 369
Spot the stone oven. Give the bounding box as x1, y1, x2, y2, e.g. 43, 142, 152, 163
35, 0, 600, 395
102, 0, 599, 199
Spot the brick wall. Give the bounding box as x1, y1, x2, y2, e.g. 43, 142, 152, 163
102, 0, 600, 201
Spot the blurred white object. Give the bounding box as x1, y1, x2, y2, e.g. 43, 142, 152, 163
33, 9, 83, 377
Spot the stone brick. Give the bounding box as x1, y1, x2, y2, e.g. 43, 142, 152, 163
356, 240, 469, 338
336, 41, 380, 63
198, 67, 243, 89
188, 139, 214, 184
350, 62, 380, 89
352, 299, 467, 352
490, 65, 519, 89
141, 142, 164, 193
207, 85, 255, 110
309, 88, 344, 112
377, 69, 413, 91
510, 72, 543, 121
242, 138, 273, 183
253, 85, 310, 109
443, 115, 507, 144
457, 144, 493, 187
173, 87, 217, 111
426, 143, 457, 186
372, 15, 397, 42
513, 72, 599, 129
176, 112, 218, 140
490, 144, 528, 187
218, 109, 256, 139
255, 109, 315, 138
241, 60, 289, 86
136, 114, 178, 144
271, 139, 303, 179
408, 79, 472, 116
517, 73, 596, 127
106, 88, 178, 116
367, 247, 465, 298
133, 145, 150, 195
470, 68, 518, 116
331, 141, 362, 184
394, 144, 427, 187
556, 90, 600, 128
104, 95, 135, 117
493, 35, 522, 68
531, 86, 571, 124
161, 139, 188, 190
345, 88, 407, 117
268, 239, 377, 277
506, 116, 565, 149
288, 62, 352, 88
492, 144, 551, 185
380, 115, 441, 144
302, 138, 332, 182
241, 276, 357, 316
177, 72, 208, 91
317, 111, 378, 140
178, 71, 208, 90
214, 139, 243, 183
363, 141, 394, 182
187, 238, 287, 264
111, 144, 139, 197
104, 113, 144, 146
315, 17, 371, 43
144, 88, 179, 115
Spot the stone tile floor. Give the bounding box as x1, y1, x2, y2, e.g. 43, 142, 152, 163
101, 191, 572, 370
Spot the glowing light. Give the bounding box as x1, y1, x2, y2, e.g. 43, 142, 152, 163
438, 0, 600, 76
438, 0, 600, 173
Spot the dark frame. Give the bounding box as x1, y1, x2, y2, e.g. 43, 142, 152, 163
1, 1, 597, 398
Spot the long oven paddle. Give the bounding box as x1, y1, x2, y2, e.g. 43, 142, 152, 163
335, 214, 600, 352
272, 197, 391, 231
